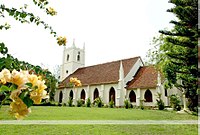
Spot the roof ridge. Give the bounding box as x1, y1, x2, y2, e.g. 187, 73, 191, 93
77, 56, 141, 70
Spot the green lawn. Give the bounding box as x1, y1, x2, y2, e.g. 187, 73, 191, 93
0, 106, 198, 135
0, 125, 198, 135
0, 106, 197, 120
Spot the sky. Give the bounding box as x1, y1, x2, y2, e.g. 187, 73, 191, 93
0, 0, 175, 73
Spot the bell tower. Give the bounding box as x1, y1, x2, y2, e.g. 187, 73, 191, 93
60, 39, 85, 81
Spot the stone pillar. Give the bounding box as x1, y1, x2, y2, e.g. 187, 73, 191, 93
73, 88, 77, 106
85, 85, 90, 100
100, 85, 104, 102
62, 89, 67, 104
116, 88, 120, 107
136, 88, 141, 106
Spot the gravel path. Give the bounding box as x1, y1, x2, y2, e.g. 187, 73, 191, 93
0, 120, 198, 125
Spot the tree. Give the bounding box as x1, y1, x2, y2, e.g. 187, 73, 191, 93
147, 0, 198, 112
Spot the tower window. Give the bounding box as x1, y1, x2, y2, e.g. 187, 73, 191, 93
66, 70, 68, 74
67, 54, 69, 61
77, 55, 80, 61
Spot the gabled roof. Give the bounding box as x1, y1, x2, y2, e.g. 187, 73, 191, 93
58, 56, 140, 88
126, 66, 158, 89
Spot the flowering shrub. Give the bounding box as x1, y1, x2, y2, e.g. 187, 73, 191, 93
69, 77, 82, 87
0, 68, 49, 120
57, 36, 67, 46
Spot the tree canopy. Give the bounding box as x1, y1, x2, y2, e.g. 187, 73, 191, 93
147, 0, 198, 112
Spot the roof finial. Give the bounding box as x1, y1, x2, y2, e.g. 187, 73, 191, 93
72, 38, 75, 48
83, 42, 85, 50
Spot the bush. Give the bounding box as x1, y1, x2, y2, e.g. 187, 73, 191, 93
86, 98, 91, 107
77, 99, 83, 107
95, 97, 103, 108
169, 94, 181, 111
140, 99, 145, 110
156, 93, 165, 110
124, 99, 130, 109
109, 99, 114, 108
68, 97, 73, 107
62, 103, 67, 107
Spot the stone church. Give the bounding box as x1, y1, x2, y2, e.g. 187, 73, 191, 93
54, 41, 180, 107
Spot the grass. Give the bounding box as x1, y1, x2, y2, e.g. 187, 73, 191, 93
0, 125, 198, 135
0, 106, 197, 120
0, 106, 198, 135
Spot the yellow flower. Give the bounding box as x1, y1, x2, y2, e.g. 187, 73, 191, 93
28, 74, 38, 86
30, 89, 48, 104
57, 36, 67, 46
30, 90, 42, 104
70, 77, 82, 87
10, 89, 21, 101
36, 80, 47, 93
10, 98, 30, 120
47, 7, 57, 16
0, 68, 11, 83
11, 70, 26, 88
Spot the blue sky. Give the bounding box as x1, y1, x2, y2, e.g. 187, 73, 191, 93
0, 0, 175, 72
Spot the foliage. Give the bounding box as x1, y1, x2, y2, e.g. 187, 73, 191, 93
86, 98, 91, 107
124, 99, 130, 109
76, 99, 83, 107
94, 97, 103, 108
156, 92, 165, 110
109, 99, 114, 108
0, 44, 58, 102
169, 94, 181, 111
67, 97, 73, 107
140, 99, 145, 110
146, 0, 198, 112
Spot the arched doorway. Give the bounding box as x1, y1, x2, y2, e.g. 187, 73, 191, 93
69, 90, 73, 99
81, 89, 86, 100
109, 87, 115, 104
129, 90, 136, 102
93, 88, 99, 100
144, 89, 152, 102
59, 91, 63, 103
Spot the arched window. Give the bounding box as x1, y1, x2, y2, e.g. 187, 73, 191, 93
77, 55, 80, 61
59, 91, 63, 103
129, 90, 136, 102
69, 90, 73, 99
81, 89, 86, 100
144, 89, 152, 102
93, 88, 99, 100
67, 54, 69, 61
109, 87, 115, 104
66, 70, 68, 74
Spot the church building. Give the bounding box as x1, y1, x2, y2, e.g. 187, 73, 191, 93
55, 41, 180, 107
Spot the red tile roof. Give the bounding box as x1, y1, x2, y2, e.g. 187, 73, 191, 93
126, 66, 158, 89
58, 57, 140, 88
